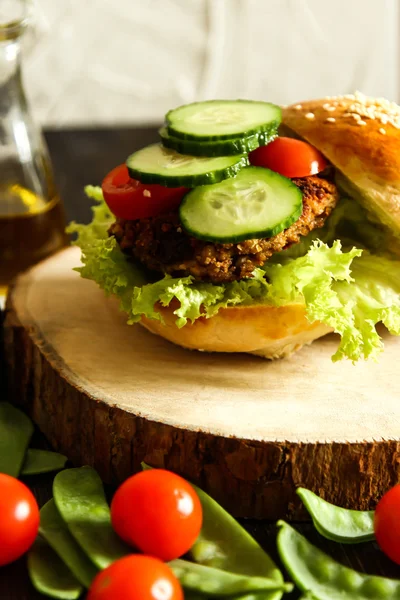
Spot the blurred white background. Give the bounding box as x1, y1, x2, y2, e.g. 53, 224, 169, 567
24, 0, 399, 127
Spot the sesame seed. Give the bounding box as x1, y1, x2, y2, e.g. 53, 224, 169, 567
326, 117, 336, 123
330, 91, 400, 129
295, 104, 302, 109
358, 120, 367, 126
143, 190, 151, 197
379, 128, 386, 134
326, 106, 336, 111
305, 112, 315, 120
323, 103, 331, 110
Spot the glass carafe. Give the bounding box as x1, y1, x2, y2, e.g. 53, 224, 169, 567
0, 0, 68, 296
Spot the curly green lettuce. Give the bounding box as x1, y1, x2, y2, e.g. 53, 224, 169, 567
67, 187, 400, 362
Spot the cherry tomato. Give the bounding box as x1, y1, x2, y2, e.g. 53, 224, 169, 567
101, 164, 188, 220
87, 554, 183, 600
249, 137, 328, 178
0, 473, 40, 566
374, 485, 400, 564
111, 469, 203, 561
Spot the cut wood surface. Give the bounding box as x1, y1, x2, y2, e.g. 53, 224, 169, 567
4, 246, 400, 519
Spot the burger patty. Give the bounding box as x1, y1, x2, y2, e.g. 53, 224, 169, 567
109, 175, 339, 283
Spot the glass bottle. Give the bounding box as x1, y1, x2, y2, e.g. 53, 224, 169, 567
0, 0, 68, 296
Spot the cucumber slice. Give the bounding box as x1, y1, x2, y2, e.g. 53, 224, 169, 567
159, 127, 276, 157
179, 167, 303, 243
126, 144, 248, 187
166, 100, 281, 141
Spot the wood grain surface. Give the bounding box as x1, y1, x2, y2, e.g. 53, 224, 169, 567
4, 245, 400, 520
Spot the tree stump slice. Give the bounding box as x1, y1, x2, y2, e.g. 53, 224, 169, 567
3, 247, 400, 519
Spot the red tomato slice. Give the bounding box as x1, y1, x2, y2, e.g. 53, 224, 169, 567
111, 469, 203, 562
0, 474, 40, 566
249, 137, 328, 178
87, 554, 183, 600
101, 164, 188, 220
374, 485, 400, 564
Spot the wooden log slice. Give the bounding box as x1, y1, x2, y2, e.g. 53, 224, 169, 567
3, 247, 400, 519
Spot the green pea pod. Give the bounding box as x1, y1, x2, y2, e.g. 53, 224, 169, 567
297, 488, 375, 544
53, 466, 129, 569
191, 485, 286, 600
141, 463, 288, 600
39, 499, 98, 588
22, 449, 68, 476
27, 536, 83, 600
0, 402, 33, 477
170, 559, 293, 597
277, 521, 400, 600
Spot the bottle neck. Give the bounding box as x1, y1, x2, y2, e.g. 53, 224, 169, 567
0, 1, 27, 86
0, 36, 23, 87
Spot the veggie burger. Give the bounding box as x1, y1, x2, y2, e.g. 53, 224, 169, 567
70, 94, 400, 361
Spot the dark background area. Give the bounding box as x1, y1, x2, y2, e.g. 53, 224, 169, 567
0, 127, 399, 599
46, 127, 160, 226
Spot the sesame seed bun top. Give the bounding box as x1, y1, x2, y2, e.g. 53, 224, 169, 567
282, 92, 400, 240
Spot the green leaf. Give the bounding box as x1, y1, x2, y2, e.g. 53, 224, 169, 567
69, 189, 400, 361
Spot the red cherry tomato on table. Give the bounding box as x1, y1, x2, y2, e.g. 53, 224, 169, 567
0, 473, 40, 566
111, 469, 203, 561
249, 137, 328, 178
87, 555, 183, 600
374, 485, 400, 564
101, 164, 188, 220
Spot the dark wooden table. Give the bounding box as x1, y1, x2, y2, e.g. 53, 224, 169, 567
1, 127, 399, 599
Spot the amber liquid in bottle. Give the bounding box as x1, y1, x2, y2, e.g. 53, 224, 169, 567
0, 185, 67, 289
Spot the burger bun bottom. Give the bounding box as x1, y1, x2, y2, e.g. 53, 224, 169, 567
140, 303, 332, 359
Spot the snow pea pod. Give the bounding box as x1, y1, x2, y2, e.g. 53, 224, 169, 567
141, 464, 287, 600
53, 466, 129, 569
39, 499, 98, 588
297, 488, 375, 544
191, 484, 286, 600
277, 521, 400, 600
28, 536, 83, 600
22, 449, 68, 476
0, 402, 33, 476
170, 559, 293, 597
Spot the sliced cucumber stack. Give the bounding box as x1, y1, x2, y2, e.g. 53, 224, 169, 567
179, 167, 303, 243
159, 127, 276, 157
126, 144, 248, 187
166, 100, 281, 141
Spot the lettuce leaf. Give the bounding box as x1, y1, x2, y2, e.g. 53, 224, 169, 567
67, 187, 400, 362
